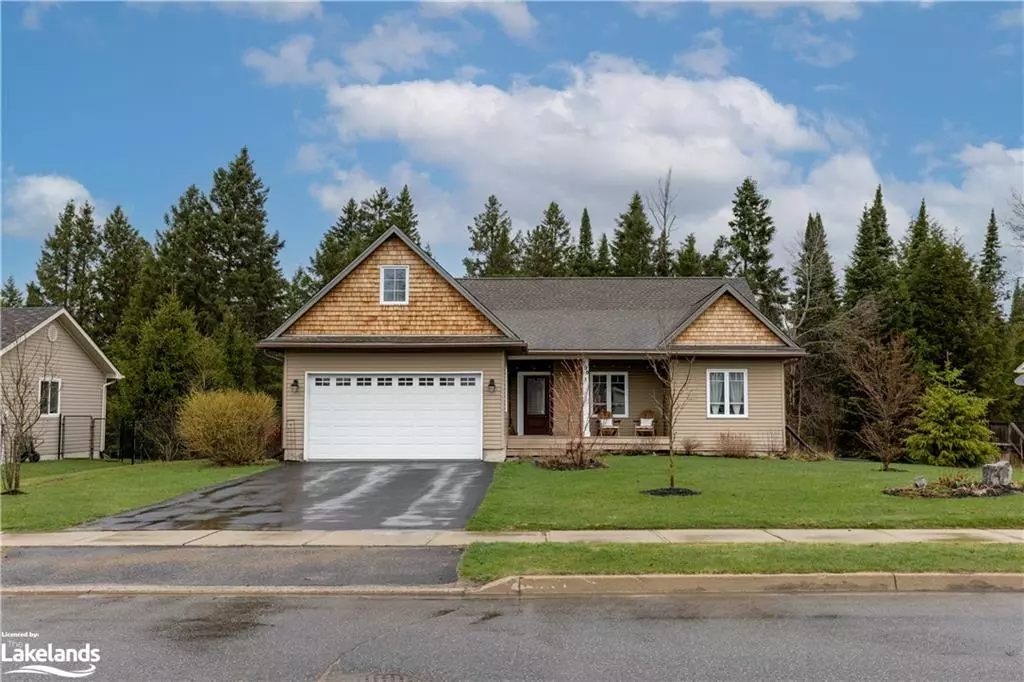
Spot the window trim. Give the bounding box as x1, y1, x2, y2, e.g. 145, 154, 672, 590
589, 372, 629, 418
379, 265, 409, 305
39, 377, 61, 417
706, 368, 749, 419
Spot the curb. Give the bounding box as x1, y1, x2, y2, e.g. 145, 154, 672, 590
3, 573, 1021, 597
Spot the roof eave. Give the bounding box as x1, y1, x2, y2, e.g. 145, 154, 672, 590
257, 339, 527, 350
658, 283, 801, 350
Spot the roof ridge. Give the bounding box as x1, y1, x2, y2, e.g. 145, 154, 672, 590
457, 276, 743, 281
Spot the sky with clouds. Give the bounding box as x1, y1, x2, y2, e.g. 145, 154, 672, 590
2, 1, 1023, 289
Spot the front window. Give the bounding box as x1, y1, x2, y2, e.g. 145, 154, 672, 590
380, 266, 409, 304
591, 373, 628, 417
39, 379, 60, 416
708, 369, 747, 417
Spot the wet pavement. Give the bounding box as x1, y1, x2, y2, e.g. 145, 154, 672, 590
75, 462, 495, 531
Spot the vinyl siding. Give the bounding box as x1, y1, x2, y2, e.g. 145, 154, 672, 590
671, 358, 787, 453
281, 349, 507, 460
1, 319, 110, 458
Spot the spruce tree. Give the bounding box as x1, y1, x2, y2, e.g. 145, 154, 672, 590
789, 213, 839, 344
674, 234, 703, 276
572, 208, 596, 276
25, 282, 45, 306
361, 186, 395, 241
843, 185, 896, 307
36, 200, 100, 327
311, 198, 368, 286
390, 185, 422, 244
464, 195, 520, 276
1, 277, 23, 307
214, 311, 257, 390
594, 234, 613, 275
725, 177, 787, 322
209, 147, 287, 338
901, 199, 932, 268
978, 209, 1005, 301
36, 201, 77, 309
652, 228, 673, 277
702, 236, 730, 277
521, 202, 572, 276
94, 206, 151, 347
287, 266, 318, 313
611, 192, 654, 276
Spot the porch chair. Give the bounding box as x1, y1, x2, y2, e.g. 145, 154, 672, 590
635, 410, 656, 438
597, 409, 619, 436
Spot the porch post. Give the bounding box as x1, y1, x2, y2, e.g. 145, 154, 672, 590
582, 358, 591, 437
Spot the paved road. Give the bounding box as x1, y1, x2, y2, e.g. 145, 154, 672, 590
2, 594, 1021, 681
75, 462, 495, 531
1, 547, 461, 586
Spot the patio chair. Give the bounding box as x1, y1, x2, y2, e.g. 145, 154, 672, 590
597, 409, 619, 436
635, 410, 656, 438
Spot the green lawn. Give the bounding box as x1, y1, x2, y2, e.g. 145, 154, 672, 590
459, 542, 1024, 582
0, 459, 276, 532
468, 456, 1024, 531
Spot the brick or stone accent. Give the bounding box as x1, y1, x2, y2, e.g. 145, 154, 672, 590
675, 293, 783, 346
285, 236, 503, 337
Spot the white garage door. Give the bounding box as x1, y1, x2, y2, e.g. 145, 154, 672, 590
306, 372, 483, 460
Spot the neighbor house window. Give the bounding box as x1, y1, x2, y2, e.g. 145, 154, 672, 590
707, 369, 747, 417
591, 373, 628, 417
39, 379, 60, 416
380, 265, 409, 305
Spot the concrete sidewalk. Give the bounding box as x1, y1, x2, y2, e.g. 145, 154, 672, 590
2, 528, 1021, 547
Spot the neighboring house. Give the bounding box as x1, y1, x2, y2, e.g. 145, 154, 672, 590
0, 306, 122, 459
258, 228, 804, 462
1016, 362, 1024, 388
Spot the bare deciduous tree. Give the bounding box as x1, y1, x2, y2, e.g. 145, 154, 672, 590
646, 168, 678, 240
1006, 189, 1024, 247
1, 324, 56, 493
647, 354, 695, 489
546, 357, 603, 470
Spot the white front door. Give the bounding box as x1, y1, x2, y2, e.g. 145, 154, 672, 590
305, 372, 483, 460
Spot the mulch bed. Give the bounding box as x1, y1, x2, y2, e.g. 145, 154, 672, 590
884, 482, 1024, 498
641, 487, 702, 497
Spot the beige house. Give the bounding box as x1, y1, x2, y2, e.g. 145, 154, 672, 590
258, 228, 805, 462
0, 307, 122, 459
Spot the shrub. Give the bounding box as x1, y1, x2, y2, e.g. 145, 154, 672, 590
905, 364, 1001, 468
680, 437, 701, 456
178, 389, 278, 465
778, 449, 836, 462
717, 432, 754, 458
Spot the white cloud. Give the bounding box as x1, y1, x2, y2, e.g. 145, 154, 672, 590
216, 1, 322, 23
773, 19, 856, 68
2, 173, 94, 238
991, 43, 1016, 58
709, 2, 862, 22
454, 64, 486, 82
22, 1, 59, 29
341, 13, 457, 84
244, 35, 339, 85
996, 7, 1024, 29
674, 28, 735, 78
632, 2, 682, 21
813, 82, 851, 93
420, 0, 538, 41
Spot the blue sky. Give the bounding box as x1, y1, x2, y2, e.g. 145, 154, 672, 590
3, 1, 1023, 290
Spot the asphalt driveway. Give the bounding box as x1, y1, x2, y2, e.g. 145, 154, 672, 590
76, 461, 495, 531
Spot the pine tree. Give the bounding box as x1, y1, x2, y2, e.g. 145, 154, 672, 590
572, 208, 596, 276
390, 185, 422, 244
25, 282, 45, 306
652, 229, 673, 277
611, 192, 654, 276
901, 199, 932, 269
361, 186, 395, 242
311, 199, 367, 287
464, 195, 520, 276
521, 201, 572, 276
674, 234, 703, 276
94, 206, 151, 347
978, 209, 1005, 302
594, 234, 613, 276
789, 213, 839, 339
286, 266, 318, 313
725, 177, 787, 322
1, 277, 23, 307
702, 236, 730, 277
209, 147, 286, 338
1011, 281, 1024, 326
843, 185, 896, 307
36, 200, 100, 327
36, 202, 76, 309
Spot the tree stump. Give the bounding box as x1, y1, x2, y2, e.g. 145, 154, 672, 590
982, 461, 1012, 487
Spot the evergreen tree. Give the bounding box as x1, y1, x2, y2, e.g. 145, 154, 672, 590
209, 146, 286, 338
286, 266, 318, 313
674, 234, 703, 276
702, 236, 730, 277
978, 209, 1005, 302
1, 277, 23, 307
361, 186, 396, 241
725, 177, 787, 322
36, 200, 100, 327
25, 282, 45, 306
901, 199, 932, 269
789, 213, 839, 339
94, 206, 151, 347
311, 199, 367, 287
464, 195, 520, 276
521, 201, 572, 276
214, 311, 257, 391
390, 185, 422, 244
594, 234, 613, 276
572, 208, 596, 276
1011, 281, 1024, 326
652, 228, 673, 277
843, 185, 896, 307
611, 192, 654, 276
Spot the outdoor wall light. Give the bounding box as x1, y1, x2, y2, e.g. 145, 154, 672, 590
487, 379, 497, 393
290, 379, 300, 393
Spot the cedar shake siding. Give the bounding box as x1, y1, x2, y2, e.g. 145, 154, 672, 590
284, 236, 504, 338
281, 349, 507, 461
674, 294, 784, 346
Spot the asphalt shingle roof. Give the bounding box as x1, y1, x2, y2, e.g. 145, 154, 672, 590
457, 277, 758, 351
0, 306, 63, 349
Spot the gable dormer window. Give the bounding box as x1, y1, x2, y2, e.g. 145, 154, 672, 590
380, 265, 409, 305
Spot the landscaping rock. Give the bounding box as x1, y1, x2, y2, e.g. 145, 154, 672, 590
914, 476, 927, 489
982, 462, 1012, 487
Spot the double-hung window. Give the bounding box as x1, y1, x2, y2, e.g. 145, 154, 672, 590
380, 265, 409, 305
591, 373, 628, 417
39, 378, 61, 416
707, 369, 747, 417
